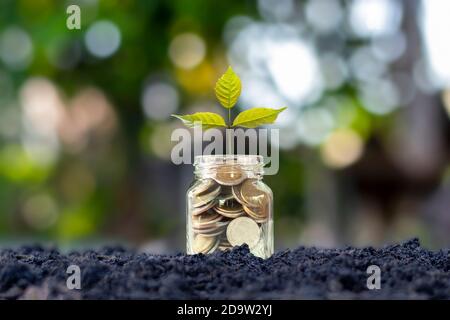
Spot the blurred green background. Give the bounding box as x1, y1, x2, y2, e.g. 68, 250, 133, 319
1, 0, 450, 251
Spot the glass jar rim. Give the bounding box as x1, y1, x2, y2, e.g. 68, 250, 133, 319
194, 154, 264, 167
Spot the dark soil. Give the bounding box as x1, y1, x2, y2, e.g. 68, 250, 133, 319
0, 238, 449, 299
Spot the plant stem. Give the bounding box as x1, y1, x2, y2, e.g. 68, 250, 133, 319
227, 109, 232, 155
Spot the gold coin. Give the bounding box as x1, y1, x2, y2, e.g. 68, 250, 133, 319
218, 237, 233, 251
243, 205, 267, 223
242, 204, 265, 216
206, 238, 220, 253
192, 199, 217, 215
218, 197, 241, 209
193, 221, 229, 237
214, 208, 244, 219
231, 183, 251, 206
191, 179, 217, 196
214, 199, 245, 218
194, 229, 225, 238
192, 185, 221, 208
192, 234, 216, 253
240, 179, 267, 207
217, 198, 243, 211
219, 185, 232, 195
193, 217, 228, 230
214, 165, 245, 186
218, 245, 232, 251
226, 216, 261, 248
192, 211, 223, 227
217, 192, 234, 202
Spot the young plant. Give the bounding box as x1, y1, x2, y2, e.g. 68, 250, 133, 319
173, 66, 286, 131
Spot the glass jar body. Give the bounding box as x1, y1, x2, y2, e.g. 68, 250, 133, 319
186, 155, 273, 258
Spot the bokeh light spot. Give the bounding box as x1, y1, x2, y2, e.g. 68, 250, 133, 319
267, 41, 323, 105
23, 194, 58, 231
85, 20, 121, 58
305, 0, 343, 34
175, 62, 215, 94
350, 0, 402, 38
349, 47, 386, 83
169, 33, 206, 70
0, 26, 33, 70
150, 124, 175, 160
421, 0, 450, 87
297, 108, 335, 146
257, 0, 295, 21
321, 128, 364, 169
320, 54, 348, 90
141, 82, 179, 120
229, 23, 322, 108
371, 32, 406, 63
59, 87, 117, 152
359, 78, 400, 115
20, 77, 64, 165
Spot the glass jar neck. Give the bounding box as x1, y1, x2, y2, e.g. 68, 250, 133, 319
193, 155, 264, 180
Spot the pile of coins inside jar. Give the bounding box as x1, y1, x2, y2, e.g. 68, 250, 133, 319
189, 165, 271, 255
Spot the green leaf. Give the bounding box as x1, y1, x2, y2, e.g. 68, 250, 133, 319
214, 66, 241, 109
172, 112, 226, 130
232, 107, 287, 128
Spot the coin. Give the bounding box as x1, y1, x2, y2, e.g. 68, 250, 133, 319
226, 216, 261, 248
192, 211, 223, 227
192, 234, 216, 253
243, 205, 268, 223
217, 235, 233, 251
193, 220, 229, 237
250, 238, 265, 258
214, 199, 245, 218
218, 243, 232, 251
231, 183, 251, 206
206, 238, 220, 253
240, 179, 267, 207
217, 191, 234, 202
214, 207, 244, 219
214, 165, 245, 186
192, 185, 221, 208
191, 179, 218, 196
192, 199, 217, 215
193, 216, 227, 230
218, 197, 241, 208
219, 186, 232, 196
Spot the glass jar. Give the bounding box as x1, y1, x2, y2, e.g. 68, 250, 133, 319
186, 155, 273, 258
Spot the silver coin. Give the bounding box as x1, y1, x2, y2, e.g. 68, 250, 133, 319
226, 216, 261, 248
